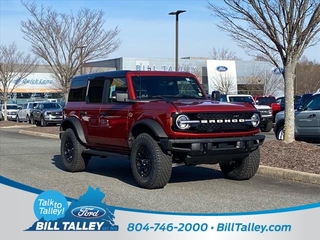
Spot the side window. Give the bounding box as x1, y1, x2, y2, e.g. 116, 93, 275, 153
304, 95, 320, 110
109, 78, 127, 103
68, 77, 87, 102
87, 78, 105, 104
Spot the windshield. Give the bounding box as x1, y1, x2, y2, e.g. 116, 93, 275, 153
228, 96, 254, 104
6, 105, 19, 110
131, 76, 205, 99
42, 103, 62, 109
256, 97, 276, 106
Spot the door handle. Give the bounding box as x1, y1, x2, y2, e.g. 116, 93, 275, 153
308, 114, 316, 118
100, 111, 108, 117
80, 111, 87, 116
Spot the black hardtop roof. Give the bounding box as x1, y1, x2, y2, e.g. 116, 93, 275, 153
72, 70, 196, 80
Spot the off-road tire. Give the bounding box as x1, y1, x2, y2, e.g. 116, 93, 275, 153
219, 148, 260, 180
131, 133, 172, 189
16, 115, 20, 122
61, 128, 90, 172
260, 121, 273, 132
26, 115, 30, 123
40, 116, 47, 127
276, 125, 284, 140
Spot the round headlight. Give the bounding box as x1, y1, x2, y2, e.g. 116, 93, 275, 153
251, 113, 260, 127
176, 114, 190, 130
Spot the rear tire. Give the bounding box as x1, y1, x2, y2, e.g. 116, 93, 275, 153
30, 115, 35, 124
276, 125, 284, 140
131, 133, 172, 189
61, 128, 90, 172
219, 148, 260, 180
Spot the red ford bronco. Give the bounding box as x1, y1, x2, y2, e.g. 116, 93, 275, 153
60, 70, 265, 189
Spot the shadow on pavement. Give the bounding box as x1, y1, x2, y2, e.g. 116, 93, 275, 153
51, 155, 225, 188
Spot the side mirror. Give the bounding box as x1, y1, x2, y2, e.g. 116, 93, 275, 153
211, 91, 221, 101
116, 93, 128, 102
297, 105, 303, 111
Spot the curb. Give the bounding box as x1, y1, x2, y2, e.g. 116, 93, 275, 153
18, 129, 59, 139
17, 129, 320, 185
258, 165, 320, 185
0, 125, 34, 129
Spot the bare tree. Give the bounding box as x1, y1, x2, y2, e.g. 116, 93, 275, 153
240, 64, 284, 96
207, 0, 320, 143
296, 57, 320, 94
210, 72, 237, 94
263, 71, 284, 96
0, 42, 38, 121
210, 47, 240, 60
21, 1, 121, 99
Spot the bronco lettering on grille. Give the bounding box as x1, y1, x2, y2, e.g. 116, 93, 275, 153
199, 119, 245, 124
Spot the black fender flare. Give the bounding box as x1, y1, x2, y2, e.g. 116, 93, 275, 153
60, 117, 87, 144
131, 119, 168, 138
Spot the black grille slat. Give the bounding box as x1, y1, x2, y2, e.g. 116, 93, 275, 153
194, 123, 251, 132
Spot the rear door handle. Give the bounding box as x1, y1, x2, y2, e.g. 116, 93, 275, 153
100, 111, 108, 117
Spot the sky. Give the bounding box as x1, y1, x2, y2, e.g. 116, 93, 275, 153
0, 0, 319, 62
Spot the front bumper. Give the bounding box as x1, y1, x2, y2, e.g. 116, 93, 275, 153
7, 115, 17, 120
44, 115, 63, 123
260, 116, 273, 126
160, 135, 265, 165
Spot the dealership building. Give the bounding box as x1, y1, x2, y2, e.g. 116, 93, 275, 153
84, 57, 282, 95
7, 57, 282, 102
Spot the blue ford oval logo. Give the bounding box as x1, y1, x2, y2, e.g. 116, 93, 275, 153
71, 206, 106, 219
216, 66, 228, 72
272, 67, 284, 75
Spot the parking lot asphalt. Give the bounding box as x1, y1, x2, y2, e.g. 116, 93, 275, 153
1, 125, 320, 185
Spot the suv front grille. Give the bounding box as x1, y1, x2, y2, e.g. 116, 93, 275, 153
174, 112, 257, 133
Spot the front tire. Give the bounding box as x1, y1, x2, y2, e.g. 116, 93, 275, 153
219, 148, 260, 180
40, 116, 47, 127
131, 133, 172, 189
260, 121, 273, 132
61, 128, 90, 172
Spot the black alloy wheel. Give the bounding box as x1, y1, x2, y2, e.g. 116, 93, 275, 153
135, 145, 152, 178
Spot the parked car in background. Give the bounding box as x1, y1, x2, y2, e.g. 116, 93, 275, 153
253, 95, 280, 123
30, 102, 63, 126
276, 95, 302, 111
274, 90, 320, 141
16, 101, 45, 123
220, 94, 273, 132
0, 104, 20, 121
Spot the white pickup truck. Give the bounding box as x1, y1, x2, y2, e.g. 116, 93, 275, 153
220, 94, 273, 132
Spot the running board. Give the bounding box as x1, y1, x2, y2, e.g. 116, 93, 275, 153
82, 149, 129, 159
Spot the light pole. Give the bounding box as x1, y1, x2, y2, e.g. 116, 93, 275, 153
169, 10, 186, 71
76, 45, 86, 75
